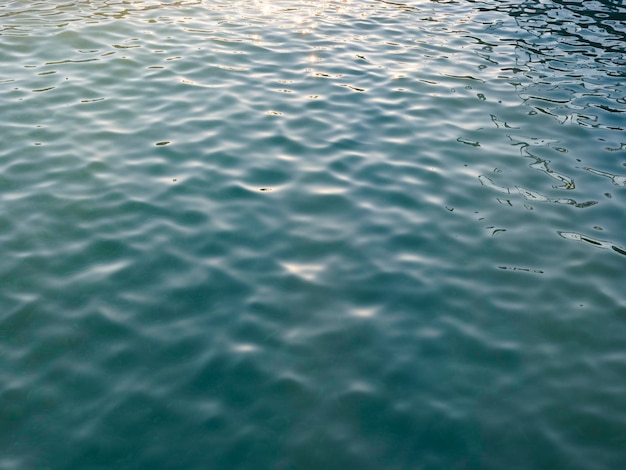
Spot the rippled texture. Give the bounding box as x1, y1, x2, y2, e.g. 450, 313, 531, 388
1, 0, 625, 468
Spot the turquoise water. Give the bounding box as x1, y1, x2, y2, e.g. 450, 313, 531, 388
1, 0, 625, 468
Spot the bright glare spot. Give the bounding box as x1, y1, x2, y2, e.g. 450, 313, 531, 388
352, 308, 377, 318
282, 262, 323, 282
312, 185, 347, 195
232, 343, 258, 353
253, 0, 272, 15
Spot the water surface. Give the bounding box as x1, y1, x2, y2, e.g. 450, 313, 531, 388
1, 1, 625, 468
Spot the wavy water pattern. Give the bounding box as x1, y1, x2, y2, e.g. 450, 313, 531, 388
1, 1, 625, 469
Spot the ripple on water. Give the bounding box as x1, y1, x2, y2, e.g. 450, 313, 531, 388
1, 0, 626, 469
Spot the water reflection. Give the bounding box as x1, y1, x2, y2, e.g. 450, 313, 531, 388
559, 231, 626, 256
512, 0, 626, 53
478, 174, 595, 209
470, 0, 625, 259
504, 0, 626, 129
584, 166, 626, 187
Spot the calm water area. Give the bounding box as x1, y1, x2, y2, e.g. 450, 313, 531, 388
1, 0, 625, 468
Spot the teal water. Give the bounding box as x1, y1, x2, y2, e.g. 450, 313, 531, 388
1, 0, 625, 468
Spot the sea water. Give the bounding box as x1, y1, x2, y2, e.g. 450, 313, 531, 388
1, 1, 625, 468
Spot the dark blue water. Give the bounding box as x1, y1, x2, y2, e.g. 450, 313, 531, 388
1, 1, 625, 468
